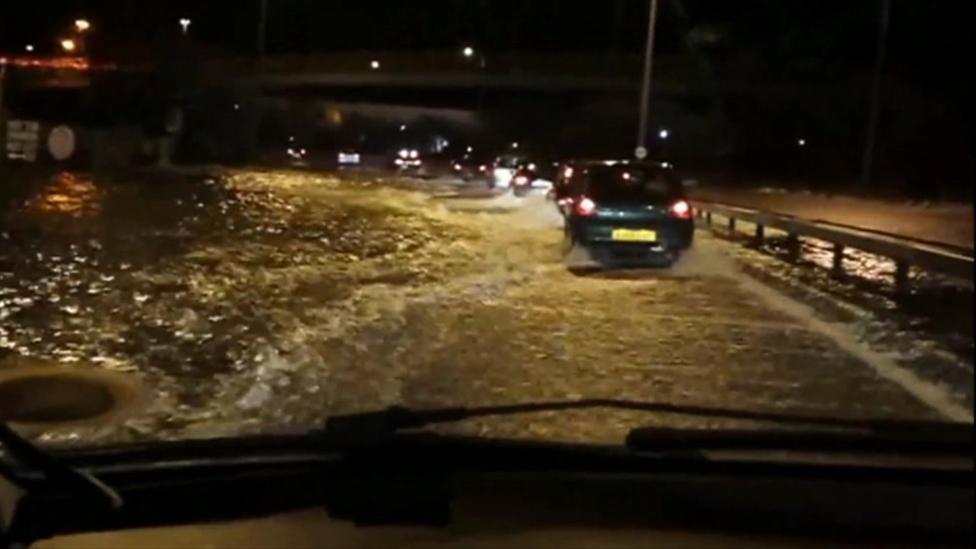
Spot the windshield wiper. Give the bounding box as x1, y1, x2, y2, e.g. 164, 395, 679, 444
0, 423, 122, 509
323, 399, 970, 447
626, 426, 973, 456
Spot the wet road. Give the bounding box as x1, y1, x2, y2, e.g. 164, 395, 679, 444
0, 168, 972, 446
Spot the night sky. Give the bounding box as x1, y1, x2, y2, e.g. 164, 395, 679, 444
1, 1, 972, 106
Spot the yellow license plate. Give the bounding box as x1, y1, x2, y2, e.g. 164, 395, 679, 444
611, 229, 657, 242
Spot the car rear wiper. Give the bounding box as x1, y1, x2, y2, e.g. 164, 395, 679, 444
0, 423, 122, 509
323, 399, 970, 447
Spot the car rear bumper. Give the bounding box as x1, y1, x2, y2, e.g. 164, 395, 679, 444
583, 243, 679, 266
569, 218, 694, 251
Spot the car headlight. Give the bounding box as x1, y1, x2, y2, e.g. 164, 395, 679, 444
409, 149, 419, 159
398, 149, 410, 159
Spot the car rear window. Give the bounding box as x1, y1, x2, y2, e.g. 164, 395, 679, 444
585, 166, 680, 203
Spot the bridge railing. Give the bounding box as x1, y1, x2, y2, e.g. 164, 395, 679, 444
691, 201, 974, 292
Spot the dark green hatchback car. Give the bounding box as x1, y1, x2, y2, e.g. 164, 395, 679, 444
556, 161, 694, 265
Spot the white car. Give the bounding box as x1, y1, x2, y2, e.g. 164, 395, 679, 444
337, 149, 361, 168
490, 155, 527, 189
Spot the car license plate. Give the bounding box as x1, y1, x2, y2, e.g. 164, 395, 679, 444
612, 229, 657, 242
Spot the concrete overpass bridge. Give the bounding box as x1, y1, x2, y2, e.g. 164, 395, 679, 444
4, 51, 802, 98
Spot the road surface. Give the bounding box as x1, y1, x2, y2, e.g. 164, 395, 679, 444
0, 168, 971, 446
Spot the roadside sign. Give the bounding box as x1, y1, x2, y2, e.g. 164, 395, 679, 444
47, 125, 76, 161
6, 120, 40, 162
634, 146, 648, 160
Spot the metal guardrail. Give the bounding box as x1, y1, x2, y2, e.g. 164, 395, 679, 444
691, 201, 974, 292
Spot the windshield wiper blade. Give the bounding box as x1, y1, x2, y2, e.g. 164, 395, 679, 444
0, 423, 122, 509
323, 399, 967, 445
626, 427, 974, 456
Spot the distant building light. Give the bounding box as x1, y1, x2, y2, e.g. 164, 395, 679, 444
25, 44, 34, 52
74, 19, 92, 32
60, 39, 77, 52
462, 46, 475, 58
233, 103, 241, 110
511, 141, 519, 149
797, 138, 807, 147
466, 146, 473, 153
399, 124, 407, 132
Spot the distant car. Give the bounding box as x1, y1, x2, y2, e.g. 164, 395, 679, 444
451, 156, 491, 182
393, 148, 423, 173
337, 149, 361, 168
512, 159, 558, 197
561, 161, 693, 266
489, 154, 528, 189
286, 145, 309, 167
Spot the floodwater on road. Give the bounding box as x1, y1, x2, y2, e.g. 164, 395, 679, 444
0, 168, 972, 446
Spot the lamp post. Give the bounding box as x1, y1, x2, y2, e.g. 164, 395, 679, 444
463, 46, 487, 113
860, 0, 891, 190
258, 0, 269, 57
0, 64, 6, 165
636, 0, 660, 155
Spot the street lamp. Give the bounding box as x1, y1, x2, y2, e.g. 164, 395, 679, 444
636, 0, 660, 153
462, 46, 475, 58
370, 60, 381, 70
179, 18, 192, 34
74, 19, 91, 32
25, 45, 34, 52
658, 129, 669, 140
60, 39, 77, 53
797, 138, 807, 147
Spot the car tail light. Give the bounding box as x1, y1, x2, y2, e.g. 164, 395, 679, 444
669, 199, 692, 219
514, 174, 530, 187
575, 197, 597, 216
479, 164, 487, 172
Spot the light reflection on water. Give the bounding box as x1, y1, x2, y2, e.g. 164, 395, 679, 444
801, 237, 898, 286
26, 172, 103, 218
